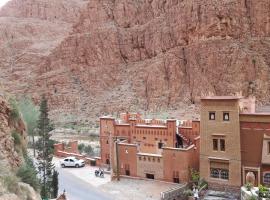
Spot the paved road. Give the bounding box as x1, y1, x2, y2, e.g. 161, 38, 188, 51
57, 167, 113, 200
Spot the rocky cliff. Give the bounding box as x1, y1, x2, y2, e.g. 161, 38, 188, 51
0, 95, 41, 200
1, 0, 270, 126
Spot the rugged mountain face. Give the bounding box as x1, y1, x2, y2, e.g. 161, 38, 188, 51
0, 95, 41, 200
1, 0, 270, 126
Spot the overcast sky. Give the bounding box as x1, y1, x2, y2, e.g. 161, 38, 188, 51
0, 0, 10, 8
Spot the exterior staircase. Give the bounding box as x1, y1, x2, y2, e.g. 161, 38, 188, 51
176, 132, 191, 145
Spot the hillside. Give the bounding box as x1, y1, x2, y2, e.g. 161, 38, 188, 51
0, 0, 270, 126
0, 95, 40, 200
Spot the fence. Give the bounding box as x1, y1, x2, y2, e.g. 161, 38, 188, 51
160, 183, 187, 200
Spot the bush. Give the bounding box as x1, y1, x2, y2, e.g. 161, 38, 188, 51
190, 169, 200, 184
258, 184, 269, 198
245, 183, 253, 191
3, 175, 19, 193
17, 154, 40, 191
12, 131, 21, 146
9, 98, 20, 123
84, 145, 94, 156
183, 189, 193, 197
248, 196, 257, 200
78, 143, 85, 154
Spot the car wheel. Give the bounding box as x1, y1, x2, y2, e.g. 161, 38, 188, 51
61, 164, 65, 168
75, 164, 79, 168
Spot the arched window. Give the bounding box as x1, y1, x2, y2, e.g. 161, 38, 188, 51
264, 173, 270, 185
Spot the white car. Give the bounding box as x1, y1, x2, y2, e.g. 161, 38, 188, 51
60, 157, 85, 168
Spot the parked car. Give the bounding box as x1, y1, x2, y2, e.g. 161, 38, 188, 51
60, 157, 85, 168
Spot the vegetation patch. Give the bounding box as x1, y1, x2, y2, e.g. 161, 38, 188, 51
17, 154, 40, 191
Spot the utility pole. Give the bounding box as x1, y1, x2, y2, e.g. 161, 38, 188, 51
116, 139, 120, 181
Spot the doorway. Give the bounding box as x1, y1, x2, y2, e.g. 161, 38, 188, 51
125, 170, 130, 176
146, 173, 155, 179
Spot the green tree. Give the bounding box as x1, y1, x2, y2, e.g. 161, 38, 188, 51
84, 145, 94, 156
36, 96, 55, 199
17, 154, 40, 191
51, 170, 59, 198
9, 98, 20, 123
18, 97, 40, 157
78, 143, 85, 154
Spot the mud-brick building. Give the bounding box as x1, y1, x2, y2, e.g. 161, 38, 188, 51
200, 96, 270, 190
99, 113, 200, 183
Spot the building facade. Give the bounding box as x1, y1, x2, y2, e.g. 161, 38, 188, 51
99, 112, 200, 183
200, 96, 270, 189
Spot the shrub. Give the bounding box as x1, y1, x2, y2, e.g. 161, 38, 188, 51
3, 175, 19, 193
190, 169, 200, 184
198, 178, 208, 190
78, 143, 85, 154
258, 184, 269, 198
248, 195, 257, 200
245, 183, 253, 191
84, 145, 94, 156
183, 189, 193, 197
12, 131, 21, 146
17, 154, 40, 191
9, 98, 20, 123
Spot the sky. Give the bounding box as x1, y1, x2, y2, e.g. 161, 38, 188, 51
0, 0, 10, 8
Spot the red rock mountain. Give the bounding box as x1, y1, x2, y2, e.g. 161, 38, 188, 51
1, 0, 270, 126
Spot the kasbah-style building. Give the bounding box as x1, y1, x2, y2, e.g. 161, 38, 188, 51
99, 95, 270, 190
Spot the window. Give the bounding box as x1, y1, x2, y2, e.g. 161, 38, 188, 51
220, 139, 225, 151
210, 168, 219, 178
158, 142, 163, 149
157, 158, 160, 162
148, 157, 151, 161
268, 142, 270, 154
139, 156, 141, 160
213, 139, 218, 151
220, 170, 229, 180
209, 112, 215, 120
223, 112, 230, 121
143, 137, 146, 140
264, 173, 270, 185
210, 168, 229, 180
106, 140, 109, 144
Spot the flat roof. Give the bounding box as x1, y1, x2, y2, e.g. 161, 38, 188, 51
115, 123, 130, 126
240, 113, 270, 116
136, 124, 167, 128
201, 96, 243, 100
